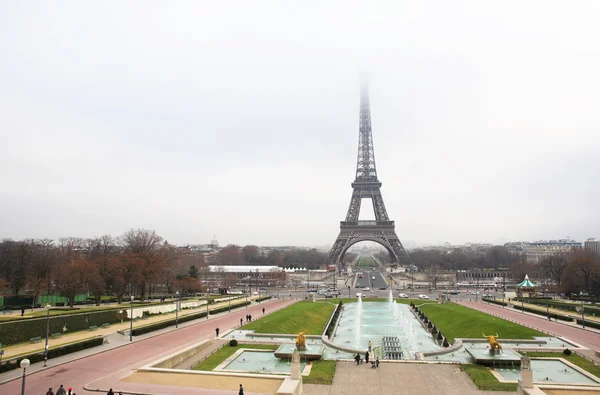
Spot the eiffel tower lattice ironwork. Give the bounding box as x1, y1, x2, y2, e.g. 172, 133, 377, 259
325, 83, 411, 266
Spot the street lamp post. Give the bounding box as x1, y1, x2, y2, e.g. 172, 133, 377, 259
43, 304, 51, 366
206, 301, 209, 319
228, 294, 231, 313
20, 358, 30, 395
476, 271, 479, 302
129, 295, 134, 342
176, 291, 180, 328
581, 300, 585, 329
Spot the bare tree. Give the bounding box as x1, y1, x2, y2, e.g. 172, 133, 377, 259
540, 254, 568, 286
119, 229, 164, 300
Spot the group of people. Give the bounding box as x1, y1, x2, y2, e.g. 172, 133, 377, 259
354, 341, 380, 368
48, 384, 124, 395
46, 385, 74, 395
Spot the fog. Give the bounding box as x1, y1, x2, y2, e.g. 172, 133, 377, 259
1, 1, 599, 247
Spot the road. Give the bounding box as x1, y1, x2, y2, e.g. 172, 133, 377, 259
0, 299, 293, 395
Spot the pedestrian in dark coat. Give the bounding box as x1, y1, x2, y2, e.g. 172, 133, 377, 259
215, 327, 220, 337
239, 384, 244, 395
46, 388, 54, 395
56, 385, 66, 395
354, 353, 361, 365
365, 351, 369, 364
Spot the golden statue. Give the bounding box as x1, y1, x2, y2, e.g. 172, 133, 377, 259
295, 332, 306, 350
483, 333, 503, 354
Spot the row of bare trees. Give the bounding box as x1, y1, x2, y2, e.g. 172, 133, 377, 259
218, 244, 327, 269
0, 229, 207, 306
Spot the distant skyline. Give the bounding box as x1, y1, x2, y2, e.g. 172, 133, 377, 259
1, 2, 599, 247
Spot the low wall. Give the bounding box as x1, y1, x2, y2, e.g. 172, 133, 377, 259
128, 300, 208, 319
151, 339, 214, 369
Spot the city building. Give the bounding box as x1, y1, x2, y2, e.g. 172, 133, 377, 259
584, 238, 600, 255
504, 239, 581, 263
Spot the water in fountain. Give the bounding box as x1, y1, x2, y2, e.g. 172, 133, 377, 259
355, 294, 362, 346
388, 289, 393, 305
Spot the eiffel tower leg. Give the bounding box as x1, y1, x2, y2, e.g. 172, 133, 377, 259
325, 234, 349, 266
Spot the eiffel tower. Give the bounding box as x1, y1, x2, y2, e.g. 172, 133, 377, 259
325, 82, 411, 267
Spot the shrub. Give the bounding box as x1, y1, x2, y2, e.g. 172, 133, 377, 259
0, 337, 103, 373
229, 339, 238, 346
563, 348, 572, 356
256, 296, 272, 302
576, 319, 600, 330
512, 305, 574, 322
209, 301, 251, 315
483, 298, 508, 307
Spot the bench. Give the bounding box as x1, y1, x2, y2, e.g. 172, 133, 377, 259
102, 323, 110, 328
88, 326, 98, 331
50, 333, 62, 339
30, 336, 42, 343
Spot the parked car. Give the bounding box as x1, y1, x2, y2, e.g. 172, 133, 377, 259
325, 292, 333, 298
253, 291, 259, 296
482, 293, 493, 298
398, 293, 409, 298
317, 289, 328, 295
259, 287, 266, 291
418, 294, 429, 299
356, 292, 363, 297
307, 289, 317, 293
331, 290, 341, 295
450, 290, 460, 295
362, 287, 370, 291
379, 287, 387, 290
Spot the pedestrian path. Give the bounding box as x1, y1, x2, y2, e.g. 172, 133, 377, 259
0, 297, 257, 360
304, 361, 514, 395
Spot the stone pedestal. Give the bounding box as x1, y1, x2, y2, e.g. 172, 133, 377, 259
517, 352, 533, 395
291, 351, 300, 380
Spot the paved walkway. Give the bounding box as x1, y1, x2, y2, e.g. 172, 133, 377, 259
0, 297, 254, 359
0, 299, 294, 395
304, 362, 514, 395
459, 301, 600, 352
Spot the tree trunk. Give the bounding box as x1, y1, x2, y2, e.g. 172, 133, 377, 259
140, 281, 147, 301
95, 291, 101, 306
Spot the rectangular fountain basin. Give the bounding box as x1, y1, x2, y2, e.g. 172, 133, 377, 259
465, 347, 522, 366
494, 360, 600, 385
222, 350, 307, 374
274, 343, 324, 361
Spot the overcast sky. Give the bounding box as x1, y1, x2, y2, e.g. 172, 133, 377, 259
1, 1, 599, 248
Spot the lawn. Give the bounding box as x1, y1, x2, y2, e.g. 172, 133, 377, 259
241, 301, 336, 335
192, 343, 278, 371
523, 352, 600, 378
303, 360, 337, 384
419, 302, 543, 343
461, 364, 517, 392
356, 257, 377, 267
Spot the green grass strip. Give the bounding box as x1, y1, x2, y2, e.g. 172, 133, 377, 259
461, 364, 517, 391
192, 343, 278, 371
241, 301, 335, 335
419, 302, 543, 343
303, 360, 336, 384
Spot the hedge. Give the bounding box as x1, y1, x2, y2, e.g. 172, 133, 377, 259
0, 309, 124, 346
0, 337, 103, 373
256, 296, 272, 303
209, 301, 251, 315
324, 301, 343, 339
576, 319, 600, 330
131, 301, 251, 336
482, 298, 508, 307
132, 310, 208, 336
517, 299, 600, 316
512, 305, 574, 322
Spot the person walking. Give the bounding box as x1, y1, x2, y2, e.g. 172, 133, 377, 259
262, 307, 265, 315
68, 388, 73, 395
365, 351, 369, 364
240, 318, 243, 326
354, 353, 361, 365
106, 389, 114, 395
56, 385, 66, 395
249, 314, 252, 322
46, 388, 54, 395
21, 306, 25, 316
215, 327, 220, 337
239, 384, 244, 395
